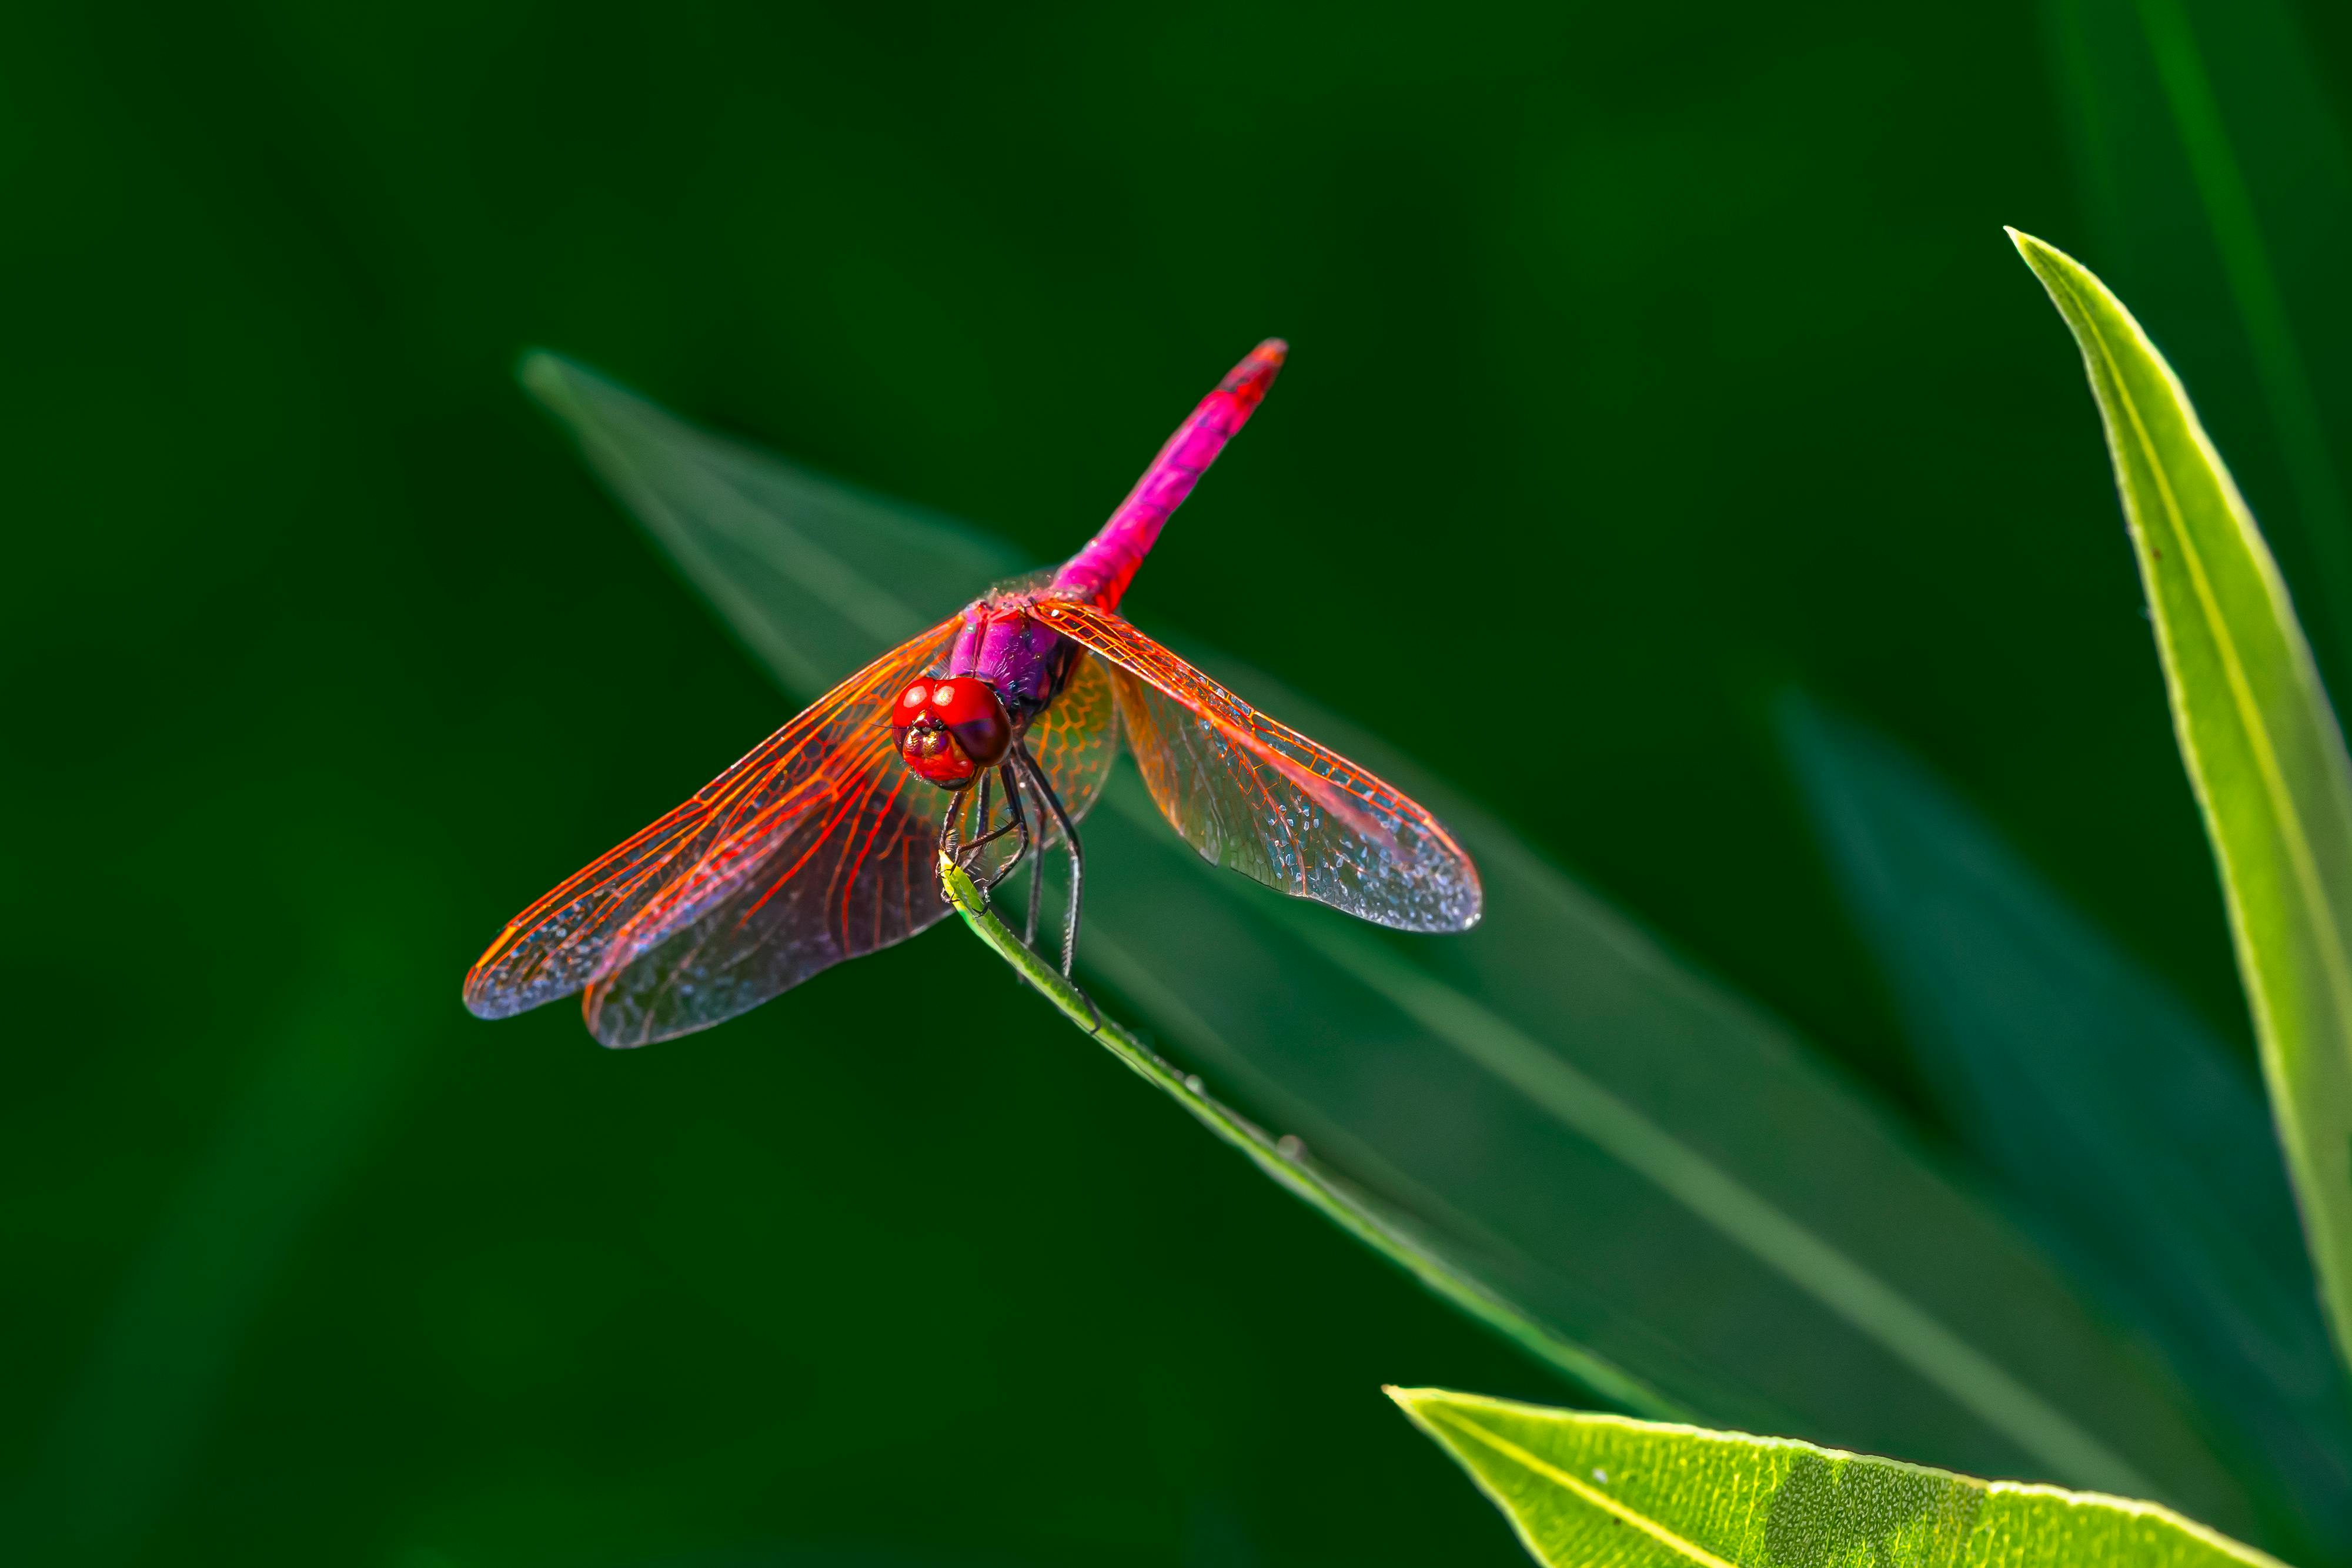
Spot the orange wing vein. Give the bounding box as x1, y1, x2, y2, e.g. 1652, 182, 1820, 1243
463, 616, 964, 1045
1021, 648, 1121, 845
1030, 599, 1481, 932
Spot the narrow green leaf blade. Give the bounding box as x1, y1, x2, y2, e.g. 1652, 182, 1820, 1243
1391, 1388, 2284, 1568
517, 350, 2255, 1523
2016, 228, 2352, 1373
936, 854, 1672, 1412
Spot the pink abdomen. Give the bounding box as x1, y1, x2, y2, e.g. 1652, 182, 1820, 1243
1050, 339, 1287, 610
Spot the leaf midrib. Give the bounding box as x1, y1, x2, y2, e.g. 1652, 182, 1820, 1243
2062, 263, 2352, 1071
1421, 1404, 1743, 1568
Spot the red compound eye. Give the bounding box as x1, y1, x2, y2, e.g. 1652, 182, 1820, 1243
891, 676, 1011, 789
923, 680, 984, 726
926, 678, 1013, 767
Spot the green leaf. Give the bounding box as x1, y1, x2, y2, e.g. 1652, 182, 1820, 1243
516, 350, 2257, 1524
935, 854, 1645, 1401
1389, 1387, 2285, 1568
2014, 229, 2352, 1374
1779, 691, 2352, 1551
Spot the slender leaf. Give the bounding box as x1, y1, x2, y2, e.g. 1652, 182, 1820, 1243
1780, 691, 2352, 1553
2016, 229, 2352, 1375
1391, 1388, 2284, 1568
516, 351, 2256, 1524
938, 855, 1662, 1409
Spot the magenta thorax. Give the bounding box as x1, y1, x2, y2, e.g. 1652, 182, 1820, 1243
943, 590, 1075, 728
931, 338, 1288, 733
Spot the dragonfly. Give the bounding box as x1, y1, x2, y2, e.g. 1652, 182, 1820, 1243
464, 341, 1482, 1047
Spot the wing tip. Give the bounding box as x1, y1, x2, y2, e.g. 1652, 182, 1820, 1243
460, 982, 523, 1021
1395, 895, 1484, 935
462, 955, 581, 1023
462, 981, 545, 1021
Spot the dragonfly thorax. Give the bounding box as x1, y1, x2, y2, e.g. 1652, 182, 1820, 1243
892, 676, 1013, 788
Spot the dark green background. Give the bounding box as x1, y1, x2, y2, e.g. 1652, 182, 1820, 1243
8, 2, 2351, 1564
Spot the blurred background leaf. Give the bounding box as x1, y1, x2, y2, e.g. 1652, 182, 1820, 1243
1780, 690, 2352, 1552
524, 356, 2261, 1534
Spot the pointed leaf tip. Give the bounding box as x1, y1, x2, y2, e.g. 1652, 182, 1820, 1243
1395, 1389, 2286, 1568
2007, 228, 2081, 293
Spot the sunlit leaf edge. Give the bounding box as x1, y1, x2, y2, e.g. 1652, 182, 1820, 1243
2012, 226, 2352, 1375
1390, 1386, 2286, 1568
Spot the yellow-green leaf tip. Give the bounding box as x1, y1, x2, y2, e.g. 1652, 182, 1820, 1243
2004, 226, 2078, 282
1391, 1388, 2287, 1568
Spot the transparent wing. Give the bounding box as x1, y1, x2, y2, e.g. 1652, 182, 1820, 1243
584, 723, 951, 1047
1030, 599, 1481, 931
1023, 650, 1121, 846
463, 617, 963, 1037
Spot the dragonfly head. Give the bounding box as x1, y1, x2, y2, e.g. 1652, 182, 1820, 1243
893, 676, 1013, 788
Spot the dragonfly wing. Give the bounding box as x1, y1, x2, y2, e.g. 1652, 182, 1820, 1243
463, 616, 963, 1031
1023, 650, 1121, 845
584, 725, 950, 1046
1031, 600, 1482, 932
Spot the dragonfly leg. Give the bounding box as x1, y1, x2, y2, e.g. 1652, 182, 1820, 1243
956, 769, 994, 880
1014, 741, 1084, 978
1023, 829, 1043, 950
936, 782, 968, 900
979, 761, 1031, 892
948, 768, 1031, 900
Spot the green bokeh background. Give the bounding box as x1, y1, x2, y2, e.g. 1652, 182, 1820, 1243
8, 2, 2352, 1564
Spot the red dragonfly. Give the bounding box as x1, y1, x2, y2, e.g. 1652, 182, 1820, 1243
465, 342, 1482, 1046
